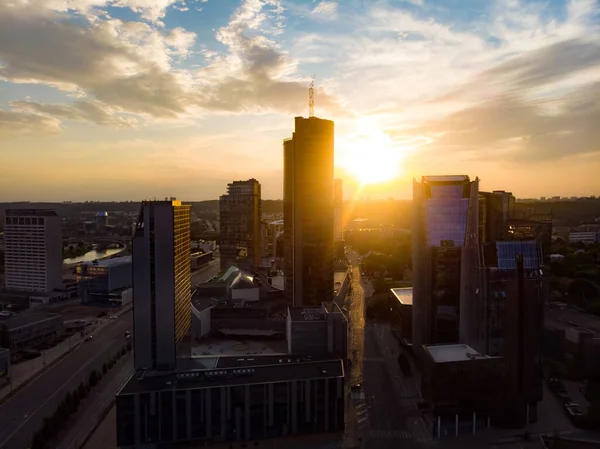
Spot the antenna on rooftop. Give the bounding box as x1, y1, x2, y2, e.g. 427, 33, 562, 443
308, 75, 315, 117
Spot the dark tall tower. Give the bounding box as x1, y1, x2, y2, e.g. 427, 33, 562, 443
219, 179, 262, 271
283, 116, 335, 307
412, 175, 479, 351
132, 199, 191, 371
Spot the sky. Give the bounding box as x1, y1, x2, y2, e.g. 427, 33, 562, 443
1, 0, 599, 202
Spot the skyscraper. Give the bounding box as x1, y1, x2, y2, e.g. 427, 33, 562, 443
219, 179, 262, 272
3, 209, 63, 293
412, 175, 479, 351
333, 178, 343, 242
469, 191, 549, 426
132, 199, 191, 371
284, 116, 335, 307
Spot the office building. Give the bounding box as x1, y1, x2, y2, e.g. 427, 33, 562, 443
132, 200, 191, 371
3, 209, 63, 293
412, 175, 479, 351
219, 179, 262, 271
420, 343, 507, 437
116, 355, 345, 447
76, 256, 132, 303
286, 302, 347, 360
0, 313, 63, 353
284, 116, 335, 307
333, 178, 343, 242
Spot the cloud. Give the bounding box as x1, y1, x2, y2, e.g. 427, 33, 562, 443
412, 81, 600, 161
0, 5, 199, 117
9, 100, 137, 127
195, 0, 344, 115
0, 110, 60, 137
311, 1, 338, 19
6, 0, 185, 22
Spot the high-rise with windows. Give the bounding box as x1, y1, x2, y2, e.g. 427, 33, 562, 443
3, 209, 63, 293
284, 116, 335, 307
333, 178, 343, 242
219, 179, 262, 271
412, 175, 479, 350
132, 199, 191, 371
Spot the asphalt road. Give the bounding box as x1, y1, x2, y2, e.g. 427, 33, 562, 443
0, 313, 133, 449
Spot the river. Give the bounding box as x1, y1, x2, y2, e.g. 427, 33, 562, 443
62, 247, 124, 264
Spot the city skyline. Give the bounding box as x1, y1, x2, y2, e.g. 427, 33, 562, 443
2, 0, 600, 202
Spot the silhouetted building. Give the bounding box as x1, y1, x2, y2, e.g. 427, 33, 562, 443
95, 211, 109, 229
116, 355, 345, 447
132, 200, 191, 371
283, 117, 335, 307
412, 175, 479, 351
219, 179, 262, 271
3, 209, 63, 293
334, 178, 343, 242
287, 302, 347, 360
421, 343, 507, 437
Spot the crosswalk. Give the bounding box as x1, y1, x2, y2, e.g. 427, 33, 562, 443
369, 429, 412, 439
355, 401, 369, 427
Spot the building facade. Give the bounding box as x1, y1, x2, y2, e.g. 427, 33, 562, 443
412, 176, 479, 351
283, 117, 335, 307
116, 356, 345, 447
0, 313, 63, 353
287, 302, 347, 360
3, 209, 63, 293
132, 200, 191, 371
219, 179, 262, 272
333, 178, 343, 242
77, 256, 132, 303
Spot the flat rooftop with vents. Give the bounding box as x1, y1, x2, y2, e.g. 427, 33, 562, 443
119, 355, 344, 395
390, 287, 413, 306
424, 343, 494, 363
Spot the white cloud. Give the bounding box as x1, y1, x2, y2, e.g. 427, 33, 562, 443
311, 1, 338, 19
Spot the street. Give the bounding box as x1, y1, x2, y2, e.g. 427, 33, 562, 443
345, 249, 434, 449
0, 313, 133, 449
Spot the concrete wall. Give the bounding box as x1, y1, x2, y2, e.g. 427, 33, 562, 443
211, 318, 286, 334
191, 304, 211, 339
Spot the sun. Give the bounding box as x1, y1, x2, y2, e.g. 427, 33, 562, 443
339, 122, 405, 185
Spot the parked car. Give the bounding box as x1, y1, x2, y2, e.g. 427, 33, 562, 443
351, 383, 362, 392
85, 335, 93, 341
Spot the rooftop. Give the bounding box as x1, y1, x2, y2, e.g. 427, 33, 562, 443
424, 343, 494, 363
288, 307, 326, 321
334, 271, 347, 286
6, 209, 58, 217
390, 287, 413, 306
0, 312, 61, 330
119, 356, 344, 395
82, 256, 132, 268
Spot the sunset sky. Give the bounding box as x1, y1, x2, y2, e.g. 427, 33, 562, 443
1, 0, 599, 201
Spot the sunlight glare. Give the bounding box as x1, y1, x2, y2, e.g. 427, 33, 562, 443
339, 121, 406, 185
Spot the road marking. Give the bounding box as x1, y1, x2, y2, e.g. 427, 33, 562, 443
0, 326, 127, 449
369, 429, 411, 439
357, 416, 368, 424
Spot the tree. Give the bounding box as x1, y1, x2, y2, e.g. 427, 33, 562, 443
102, 362, 108, 375
89, 370, 99, 387
77, 382, 86, 399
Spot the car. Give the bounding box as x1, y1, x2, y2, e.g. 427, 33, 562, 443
350, 383, 362, 392
85, 335, 93, 341
109, 315, 118, 320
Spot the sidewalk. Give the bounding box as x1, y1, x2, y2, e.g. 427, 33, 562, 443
0, 305, 132, 403
59, 354, 133, 449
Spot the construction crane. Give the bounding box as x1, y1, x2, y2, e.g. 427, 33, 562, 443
308, 75, 315, 117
